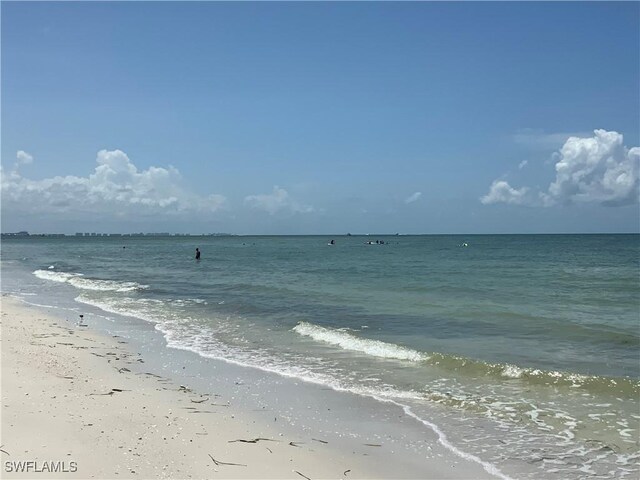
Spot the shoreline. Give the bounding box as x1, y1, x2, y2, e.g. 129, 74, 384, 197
1, 295, 494, 479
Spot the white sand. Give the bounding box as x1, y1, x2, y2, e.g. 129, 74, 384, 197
1, 295, 495, 479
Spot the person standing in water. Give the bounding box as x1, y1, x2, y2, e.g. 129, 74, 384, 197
195, 248, 201, 260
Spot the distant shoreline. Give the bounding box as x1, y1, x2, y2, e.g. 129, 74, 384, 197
2, 232, 639, 238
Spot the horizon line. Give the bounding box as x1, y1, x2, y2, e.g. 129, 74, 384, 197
2, 232, 639, 237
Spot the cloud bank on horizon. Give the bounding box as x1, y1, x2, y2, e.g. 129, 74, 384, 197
244, 186, 314, 215
1, 149, 226, 216
481, 130, 639, 207
1, 149, 315, 222
2, 128, 638, 233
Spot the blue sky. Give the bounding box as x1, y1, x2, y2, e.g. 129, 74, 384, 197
2, 2, 639, 234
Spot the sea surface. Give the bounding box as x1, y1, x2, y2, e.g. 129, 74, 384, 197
2, 234, 639, 479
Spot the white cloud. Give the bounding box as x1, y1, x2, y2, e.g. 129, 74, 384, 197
1, 149, 227, 215
542, 130, 639, 207
16, 150, 33, 166
404, 192, 422, 204
480, 180, 530, 205
482, 130, 639, 207
518, 160, 528, 170
244, 186, 314, 215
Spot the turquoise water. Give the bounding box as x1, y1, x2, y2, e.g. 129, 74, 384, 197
2, 234, 639, 478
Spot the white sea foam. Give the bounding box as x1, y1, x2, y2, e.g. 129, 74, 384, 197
75, 295, 161, 324
379, 398, 514, 480
34, 270, 81, 283
501, 365, 525, 378
162, 327, 428, 402
34, 269, 148, 292
293, 321, 427, 362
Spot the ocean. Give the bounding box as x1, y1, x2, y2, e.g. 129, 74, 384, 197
2, 234, 638, 479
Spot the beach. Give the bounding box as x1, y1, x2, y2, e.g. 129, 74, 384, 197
1, 234, 638, 480
3, 0, 638, 477
1, 295, 493, 479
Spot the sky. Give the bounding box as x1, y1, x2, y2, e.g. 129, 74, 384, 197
2, 1, 639, 235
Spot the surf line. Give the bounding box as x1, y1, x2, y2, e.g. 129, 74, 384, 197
12, 295, 65, 310
375, 396, 514, 480
38, 288, 511, 480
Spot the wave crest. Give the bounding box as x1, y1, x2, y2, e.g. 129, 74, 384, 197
293, 321, 428, 362
293, 322, 639, 395
33, 269, 148, 292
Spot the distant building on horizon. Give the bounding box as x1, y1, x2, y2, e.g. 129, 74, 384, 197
1, 231, 30, 237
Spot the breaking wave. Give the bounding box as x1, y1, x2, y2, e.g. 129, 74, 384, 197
293, 321, 640, 396
33, 269, 148, 293
293, 321, 428, 361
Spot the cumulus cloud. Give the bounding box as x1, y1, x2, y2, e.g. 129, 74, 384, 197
404, 192, 422, 204
542, 130, 639, 207
16, 150, 34, 166
518, 160, 528, 170
1, 149, 227, 215
244, 186, 314, 215
481, 180, 530, 205
482, 130, 639, 207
